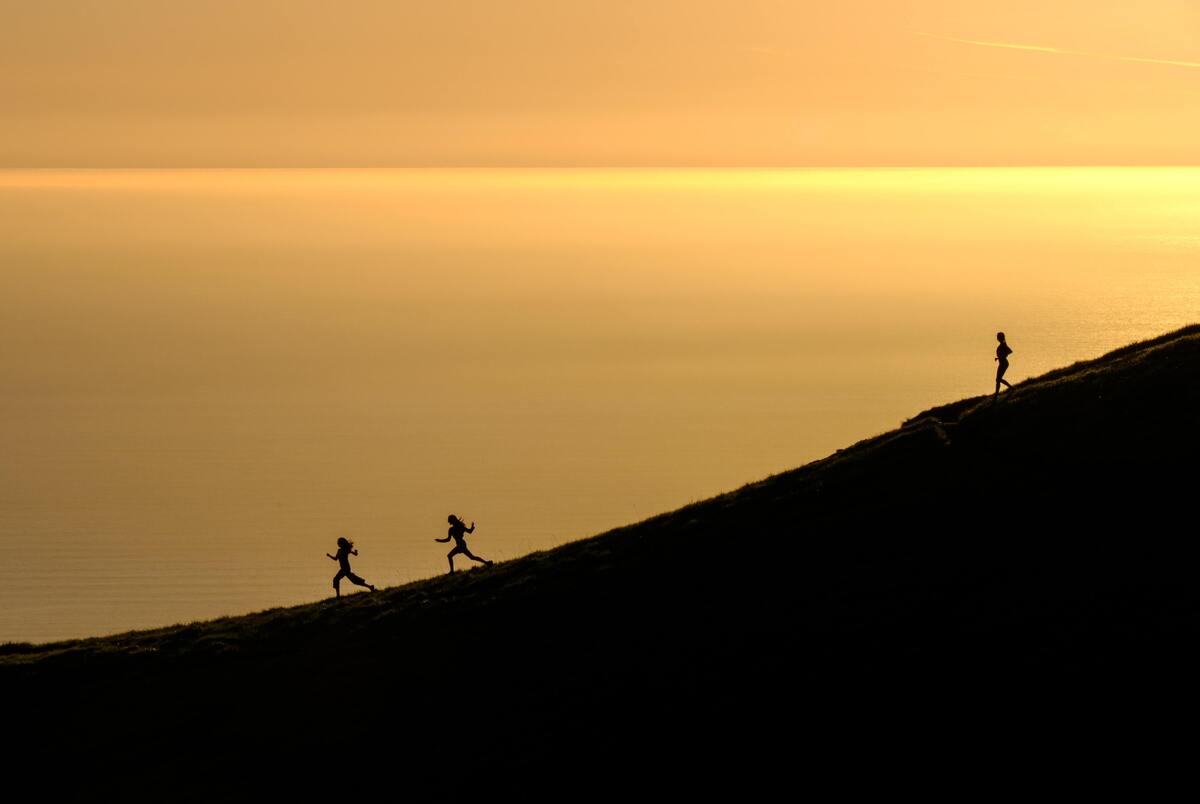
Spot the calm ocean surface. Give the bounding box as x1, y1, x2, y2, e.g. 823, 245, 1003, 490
2, 167, 1197, 643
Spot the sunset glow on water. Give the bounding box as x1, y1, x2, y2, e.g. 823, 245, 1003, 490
2, 167, 1198, 642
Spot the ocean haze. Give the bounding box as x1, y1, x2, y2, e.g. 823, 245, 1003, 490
2, 167, 1197, 643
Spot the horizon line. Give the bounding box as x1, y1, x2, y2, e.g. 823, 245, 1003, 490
4, 164, 1200, 171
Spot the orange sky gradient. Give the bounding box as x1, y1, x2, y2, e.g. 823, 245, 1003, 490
3, 0, 1199, 166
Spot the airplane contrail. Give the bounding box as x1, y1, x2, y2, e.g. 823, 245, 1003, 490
915, 31, 1200, 69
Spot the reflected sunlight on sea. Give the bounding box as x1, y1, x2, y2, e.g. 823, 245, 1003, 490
2, 167, 1197, 642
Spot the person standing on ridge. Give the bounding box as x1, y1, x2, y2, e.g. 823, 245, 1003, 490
994, 331, 1014, 398
327, 537, 376, 597
437, 515, 493, 574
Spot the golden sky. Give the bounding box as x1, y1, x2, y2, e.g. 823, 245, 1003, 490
3, 1, 1199, 166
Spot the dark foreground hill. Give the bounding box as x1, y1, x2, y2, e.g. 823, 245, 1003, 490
7, 326, 1200, 800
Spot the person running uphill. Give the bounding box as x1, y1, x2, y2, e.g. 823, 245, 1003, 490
994, 331, 1014, 398
327, 537, 375, 597
437, 515, 493, 574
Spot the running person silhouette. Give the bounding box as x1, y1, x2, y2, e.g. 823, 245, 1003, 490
437, 515, 493, 574
327, 537, 375, 597
994, 331, 1014, 398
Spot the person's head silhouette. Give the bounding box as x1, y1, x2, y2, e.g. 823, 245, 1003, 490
448, 515, 458, 525
997, 331, 1006, 342
337, 536, 352, 549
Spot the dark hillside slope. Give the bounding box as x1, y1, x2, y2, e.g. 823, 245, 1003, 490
7, 325, 1200, 799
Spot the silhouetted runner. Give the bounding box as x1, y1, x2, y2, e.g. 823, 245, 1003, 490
994, 331, 1014, 398
437, 515, 493, 574
327, 537, 375, 597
